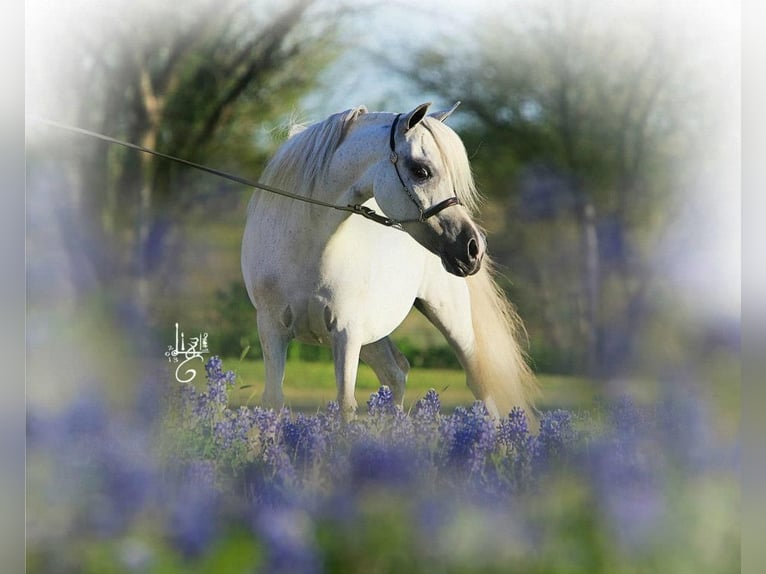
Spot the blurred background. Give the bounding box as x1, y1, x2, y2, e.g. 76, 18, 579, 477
23, 1, 743, 572
26, 0, 739, 423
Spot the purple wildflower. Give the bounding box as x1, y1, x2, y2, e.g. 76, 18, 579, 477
280, 414, 327, 469
534, 409, 578, 467
206, 356, 237, 388
413, 389, 441, 421
499, 407, 532, 451
253, 505, 321, 574
442, 402, 496, 476
204, 355, 224, 380
318, 401, 343, 436
214, 406, 257, 450
578, 395, 673, 550
348, 437, 416, 488
61, 391, 109, 437
498, 407, 536, 489
252, 406, 283, 449
587, 427, 664, 550
89, 426, 156, 535
167, 460, 220, 558
367, 385, 397, 416
656, 385, 718, 472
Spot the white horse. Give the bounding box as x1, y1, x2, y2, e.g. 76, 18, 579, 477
242, 103, 537, 420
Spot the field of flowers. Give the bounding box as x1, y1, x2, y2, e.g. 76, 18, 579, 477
27, 357, 739, 573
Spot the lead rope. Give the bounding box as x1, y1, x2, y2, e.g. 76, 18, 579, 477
29, 116, 405, 230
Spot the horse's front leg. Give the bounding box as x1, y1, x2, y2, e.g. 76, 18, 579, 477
331, 330, 362, 418
257, 314, 290, 409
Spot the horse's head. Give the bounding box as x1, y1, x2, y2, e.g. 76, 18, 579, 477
372, 103, 486, 277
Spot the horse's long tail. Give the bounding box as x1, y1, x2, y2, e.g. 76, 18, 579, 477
465, 257, 539, 424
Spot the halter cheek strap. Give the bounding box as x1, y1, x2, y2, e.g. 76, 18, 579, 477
388, 114, 462, 223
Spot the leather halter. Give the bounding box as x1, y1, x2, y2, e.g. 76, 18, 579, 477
388, 114, 462, 223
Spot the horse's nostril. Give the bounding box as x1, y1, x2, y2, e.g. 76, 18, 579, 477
467, 237, 479, 260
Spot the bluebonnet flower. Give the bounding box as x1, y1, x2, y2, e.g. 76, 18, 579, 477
441, 402, 496, 477
348, 436, 416, 489
534, 409, 578, 467
204, 355, 224, 380
207, 364, 236, 403
26, 346, 740, 574
498, 407, 536, 489
498, 407, 532, 452
253, 505, 321, 574
89, 424, 156, 536
318, 401, 343, 436
251, 409, 299, 489
365, 386, 415, 449
167, 460, 220, 558
214, 406, 257, 450
242, 460, 289, 507
61, 391, 110, 437
408, 389, 443, 455
367, 385, 397, 416
280, 414, 327, 470
656, 383, 719, 472
610, 396, 644, 439
581, 395, 667, 550
252, 406, 284, 451
29, 391, 158, 538
413, 389, 441, 420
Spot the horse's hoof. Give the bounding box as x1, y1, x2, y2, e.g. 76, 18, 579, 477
340, 401, 358, 423
261, 393, 284, 410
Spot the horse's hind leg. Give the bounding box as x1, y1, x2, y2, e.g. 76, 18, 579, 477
257, 314, 290, 409
360, 337, 410, 406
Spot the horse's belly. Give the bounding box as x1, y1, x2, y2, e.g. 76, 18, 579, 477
303, 220, 426, 345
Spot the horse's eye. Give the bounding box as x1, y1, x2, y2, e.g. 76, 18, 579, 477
410, 164, 431, 180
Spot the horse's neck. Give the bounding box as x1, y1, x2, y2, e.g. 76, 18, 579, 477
319, 115, 392, 207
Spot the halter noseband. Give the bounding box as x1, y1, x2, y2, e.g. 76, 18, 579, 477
388, 114, 462, 223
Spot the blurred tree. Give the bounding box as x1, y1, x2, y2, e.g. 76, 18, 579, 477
402, 0, 714, 376
28, 0, 341, 317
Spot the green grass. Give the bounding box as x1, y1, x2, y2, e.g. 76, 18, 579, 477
177, 356, 596, 414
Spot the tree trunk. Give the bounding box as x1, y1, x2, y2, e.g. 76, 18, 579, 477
576, 200, 600, 376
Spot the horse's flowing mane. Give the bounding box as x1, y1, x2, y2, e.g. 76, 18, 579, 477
259, 107, 366, 200
419, 117, 482, 214
256, 107, 482, 213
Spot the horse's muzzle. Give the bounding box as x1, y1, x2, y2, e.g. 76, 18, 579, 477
441, 229, 485, 277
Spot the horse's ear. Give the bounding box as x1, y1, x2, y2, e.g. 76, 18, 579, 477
404, 102, 431, 131
430, 101, 461, 123
345, 105, 367, 125
340, 105, 367, 137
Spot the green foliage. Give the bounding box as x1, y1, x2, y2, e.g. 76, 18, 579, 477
212, 282, 262, 360
403, 0, 715, 378
30, 0, 344, 323
527, 338, 576, 375
395, 337, 461, 370
288, 342, 333, 363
